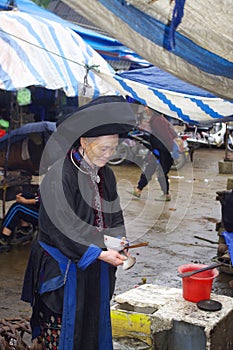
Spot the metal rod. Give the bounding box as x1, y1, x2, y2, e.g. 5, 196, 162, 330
127, 242, 149, 249
178, 262, 223, 278
194, 235, 218, 244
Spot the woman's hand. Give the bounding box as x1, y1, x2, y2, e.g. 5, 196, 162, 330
16, 193, 27, 204
98, 249, 126, 267
16, 193, 36, 205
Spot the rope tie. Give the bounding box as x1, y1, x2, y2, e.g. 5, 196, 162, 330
82, 64, 100, 95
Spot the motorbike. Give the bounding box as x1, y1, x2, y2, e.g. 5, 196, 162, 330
226, 122, 233, 152
108, 129, 189, 170
179, 122, 233, 161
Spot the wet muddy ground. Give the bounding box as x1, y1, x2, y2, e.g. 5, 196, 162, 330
0, 147, 233, 324
114, 147, 233, 299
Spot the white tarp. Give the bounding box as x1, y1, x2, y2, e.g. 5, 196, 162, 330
1, 5, 232, 124
95, 68, 233, 124
0, 10, 117, 97
64, 0, 233, 100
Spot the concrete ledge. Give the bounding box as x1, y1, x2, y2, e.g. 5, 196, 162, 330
227, 178, 233, 190
111, 284, 233, 350
219, 160, 233, 174
111, 306, 152, 347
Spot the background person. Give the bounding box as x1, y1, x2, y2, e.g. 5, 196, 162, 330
0, 192, 39, 251
132, 107, 177, 201
21, 96, 136, 350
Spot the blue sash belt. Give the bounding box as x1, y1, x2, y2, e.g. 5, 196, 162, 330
222, 231, 233, 264
39, 241, 113, 350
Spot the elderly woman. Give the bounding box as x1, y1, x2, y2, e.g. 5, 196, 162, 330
21, 96, 136, 350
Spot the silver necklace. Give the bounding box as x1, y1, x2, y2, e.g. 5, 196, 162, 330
70, 149, 103, 231
70, 150, 100, 183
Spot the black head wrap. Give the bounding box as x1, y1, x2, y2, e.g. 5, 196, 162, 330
56, 95, 137, 139
41, 95, 137, 172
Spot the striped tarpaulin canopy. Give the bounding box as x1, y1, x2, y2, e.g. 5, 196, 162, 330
64, 0, 233, 101
0, 10, 117, 97
115, 66, 233, 124
91, 67, 233, 124
0, 3, 232, 124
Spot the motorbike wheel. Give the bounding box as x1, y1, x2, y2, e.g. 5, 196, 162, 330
171, 152, 187, 170
108, 143, 129, 165
227, 131, 233, 152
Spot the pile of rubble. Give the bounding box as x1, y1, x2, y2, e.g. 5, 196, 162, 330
0, 318, 41, 350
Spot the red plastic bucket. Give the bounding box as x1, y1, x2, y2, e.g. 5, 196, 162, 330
178, 264, 219, 302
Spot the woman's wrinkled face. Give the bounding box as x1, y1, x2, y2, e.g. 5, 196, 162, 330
81, 135, 119, 167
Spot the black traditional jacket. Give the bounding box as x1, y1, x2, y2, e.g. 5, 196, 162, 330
22, 155, 126, 350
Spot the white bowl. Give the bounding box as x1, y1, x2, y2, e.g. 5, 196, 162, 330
104, 235, 127, 251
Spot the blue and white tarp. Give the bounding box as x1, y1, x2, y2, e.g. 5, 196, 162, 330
83, 65, 232, 124
0, 0, 150, 68
64, 0, 233, 100
0, 2, 232, 124
115, 66, 233, 124
0, 10, 117, 97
